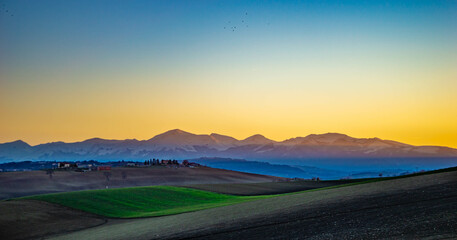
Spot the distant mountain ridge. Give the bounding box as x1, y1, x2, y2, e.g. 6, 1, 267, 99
1, 129, 457, 169
188, 157, 350, 179
187, 157, 412, 180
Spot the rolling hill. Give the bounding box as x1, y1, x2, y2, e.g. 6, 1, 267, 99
0, 166, 284, 200
7, 167, 454, 240
188, 157, 350, 179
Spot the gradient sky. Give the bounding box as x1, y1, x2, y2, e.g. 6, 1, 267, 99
1, 0, 456, 147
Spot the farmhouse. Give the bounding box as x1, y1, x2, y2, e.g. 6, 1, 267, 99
76, 163, 95, 172
188, 162, 201, 168
97, 166, 111, 171
57, 162, 77, 169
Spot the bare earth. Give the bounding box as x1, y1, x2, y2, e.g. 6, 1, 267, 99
185, 180, 364, 196
46, 169, 457, 240
0, 200, 105, 240
0, 167, 284, 199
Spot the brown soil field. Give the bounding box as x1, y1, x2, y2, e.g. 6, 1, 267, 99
0, 200, 105, 240
47, 169, 457, 240
191, 178, 457, 239
0, 166, 284, 199
185, 179, 364, 196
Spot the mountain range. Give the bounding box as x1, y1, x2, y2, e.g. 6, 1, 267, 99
1, 129, 456, 169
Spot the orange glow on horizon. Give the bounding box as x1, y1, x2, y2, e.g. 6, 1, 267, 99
1, 1, 456, 148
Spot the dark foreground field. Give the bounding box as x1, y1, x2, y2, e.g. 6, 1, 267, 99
0, 166, 284, 199
34, 168, 457, 240
1, 168, 456, 240
193, 177, 457, 240
0, 200, 105, 240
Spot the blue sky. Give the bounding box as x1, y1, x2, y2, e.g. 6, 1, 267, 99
1, 0, 457, 146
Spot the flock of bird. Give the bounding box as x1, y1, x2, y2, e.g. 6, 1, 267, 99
1, 3, 13, 17
223, 12, 271, 32
224, 12, 249, 32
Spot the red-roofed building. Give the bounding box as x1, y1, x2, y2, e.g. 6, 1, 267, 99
97, 166, 111, 171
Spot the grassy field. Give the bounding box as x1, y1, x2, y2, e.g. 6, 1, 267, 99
23, 186, 265, 218
21, 166, 457, 219
45, 168, 457, 240
5, 167, 455, 239
21, 182, 362, 218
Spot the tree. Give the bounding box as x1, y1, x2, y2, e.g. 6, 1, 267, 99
121, 171, 127, 184
46, 169, 54, 179
103, 172, 112, 182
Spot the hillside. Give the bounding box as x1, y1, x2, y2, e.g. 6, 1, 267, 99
1, 167, 456, 240
188, 157, 350, 179
25, 186, 263, 218
44, 168, 457, 240
0, 166, 284, 199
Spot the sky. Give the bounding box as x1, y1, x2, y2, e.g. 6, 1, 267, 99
1, 0, 456, 147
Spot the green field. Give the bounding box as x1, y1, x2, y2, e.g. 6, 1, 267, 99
24, 186, 266, 218
22, 167, 457, 219
16, 179, 407, 218
22, 183, 358, 218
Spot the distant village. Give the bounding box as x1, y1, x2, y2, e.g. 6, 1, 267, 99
56, 159, 201, 172
0, 159, 421, 181
0, 159, 201, 172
